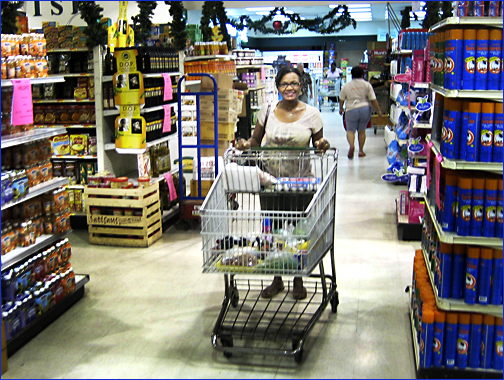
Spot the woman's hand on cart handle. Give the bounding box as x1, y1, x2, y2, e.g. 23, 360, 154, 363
339, 108, 344, 116
314, 138, 330, 152
236, 138, 251, 150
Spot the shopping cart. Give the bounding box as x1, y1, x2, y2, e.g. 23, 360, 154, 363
317, 78, 341, 112
200, 147, 339, 363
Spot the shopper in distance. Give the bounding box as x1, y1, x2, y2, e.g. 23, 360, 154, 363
297, 63, 313, 105
339, 65, 382, 159
326, 62, 342, 106
236, 66, 329, 300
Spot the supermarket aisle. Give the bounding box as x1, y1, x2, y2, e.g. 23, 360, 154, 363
3, 110, 419, 379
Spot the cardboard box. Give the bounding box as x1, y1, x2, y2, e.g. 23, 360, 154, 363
190, 179, 214, 197
200, 121, 236, 141
199, 98, 241, 113
200, 73, 234, 91
367, 41, 387, 51
199, 109, 238, 124
200, 140, 233, 157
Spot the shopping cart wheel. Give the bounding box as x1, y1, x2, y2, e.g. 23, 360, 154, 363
330, 291, 339, 313
229, 286, 239, 308
221, 336, 233, 358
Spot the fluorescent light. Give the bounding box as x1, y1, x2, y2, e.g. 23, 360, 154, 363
353, 18, 373, 21
246, 7, 275, 11
346, 8, 372, 13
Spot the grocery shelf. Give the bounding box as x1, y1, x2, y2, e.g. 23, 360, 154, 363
50, 73, 93, 78
141, 102, 177, 114
396, 197, 422, 241
429, 16, 504, 32
426, 135, 503, 173
408, 299, 503, 379
423, 195, 503, 249
102, 109, 120, 116
410, 191, 426, 199
185, 80, 201, 86
413, 121, 432, 129
1, 177, 69, 211
6, 273, 90, 357
184, 55, 235, 62
146, 133, 178, 148
143, 72, 183, 78
66, 185, 85, 190
1, 128, 68, 148
161, 204, 180, 224
180, 105, 196, 111
35, 124, 96, 129
429, 83, 503, 102
33, 99, 96, 103
236, 65, 263, 69
52, 155, 97, 159
391, 50, 413, 54
102, 75, 113, 82
422, 249, 503, 318
1, 230, 72, 271
47, 48, 89, 53
1, 75, 66, 87
392, 79, 429, 88
248, 85, 266, 91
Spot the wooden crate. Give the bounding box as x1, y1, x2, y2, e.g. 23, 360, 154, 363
84, 182, 162, 247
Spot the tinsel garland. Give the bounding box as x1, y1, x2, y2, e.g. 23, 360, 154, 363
165, 1, 187, 51
1, 2, 24, 35
131, 1, 157, 44
230, 6, 356, 35
77, 1, 107, 49
422, 1, 441, 29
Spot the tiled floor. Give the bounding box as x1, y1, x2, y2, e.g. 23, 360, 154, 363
3, 108, 419, 379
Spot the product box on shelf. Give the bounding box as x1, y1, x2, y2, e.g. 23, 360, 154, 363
199, 109, 238, 124
200, 73, 234, 91
199, 121, 236, 141
190, 180, 213, 198
84, 182, 162, 247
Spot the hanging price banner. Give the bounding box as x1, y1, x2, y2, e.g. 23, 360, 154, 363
162, 73, 173, 101
163, 104, 172, 133
11, 79, 34, 126
115, 105, 146, 154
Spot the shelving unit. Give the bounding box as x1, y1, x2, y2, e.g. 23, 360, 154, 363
429, 83, 503, 102
1, 66, 90, 355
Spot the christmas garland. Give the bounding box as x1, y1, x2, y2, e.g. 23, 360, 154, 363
229, 6, 356, 35
165, 1, 187, 51
131, 1, 157, 44
77, 1, 107, 49
1, 1, 24, 35
200, 1, 231, 49
421, 1, 441, 29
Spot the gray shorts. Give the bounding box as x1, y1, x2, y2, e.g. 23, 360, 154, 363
345, 106, 371, 132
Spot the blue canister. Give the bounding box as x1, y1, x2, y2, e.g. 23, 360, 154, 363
433, 310, 446, 368
442, 172, 458, 232
438, 243, 453, 298
451, 245, 466, 300
456, 313, 471, 369
443, 99, 463, 159
465, 102, 481, 162
479, 103, 495, 162
444, 29, 464, 90
481, 315, 495, 369
491, 249, 503, 305
470, 177, 485, 236
459, 102, 470, 160
497, 179, 503, 239
493, 318, 503, 370
475, 29, 489, 90
457, 176, 473, 237
464, 247, 480, 304
420, 307, 434, 368
478, 248, 494, 305
493, 103, 503, 163
468, 314, 483, 368
483, 178, 498, 238
488, 29, 502, 90
462, 29, 476, 90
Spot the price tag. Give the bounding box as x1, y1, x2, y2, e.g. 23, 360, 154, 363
163, 104, 172, 133
427, 140, 434, 148
162, 73, 173, 101
11, 79, 34, 126
164, 172, 177, 201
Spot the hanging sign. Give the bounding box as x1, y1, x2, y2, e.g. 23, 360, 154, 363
115, 105, 146, 154
113, 48, 145, 106
394, 68, 412, 83
11, 79, 34, 126
408, 136, 425, 154
415, 95, 432, 113
162, 73, 173, 101
162, 104, 172, 133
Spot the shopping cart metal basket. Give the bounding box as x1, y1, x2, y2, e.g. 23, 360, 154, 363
200, 147, 339, 362
317, 78, 341, 112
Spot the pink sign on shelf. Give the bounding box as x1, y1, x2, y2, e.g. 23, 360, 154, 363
11, 79, 34, 126
164, 172, 177, 202
163, 104, 172, 133
162, 73, 173, 101
394, 68, 412, 83
435, 154, 442, 210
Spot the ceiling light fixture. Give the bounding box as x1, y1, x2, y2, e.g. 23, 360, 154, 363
330, 3, 371, 9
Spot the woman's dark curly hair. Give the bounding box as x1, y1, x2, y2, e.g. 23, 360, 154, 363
275, 66, 301, 88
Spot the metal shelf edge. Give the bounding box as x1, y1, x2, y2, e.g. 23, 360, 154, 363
1, 177, 69, 211
1, 128, 69, 148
